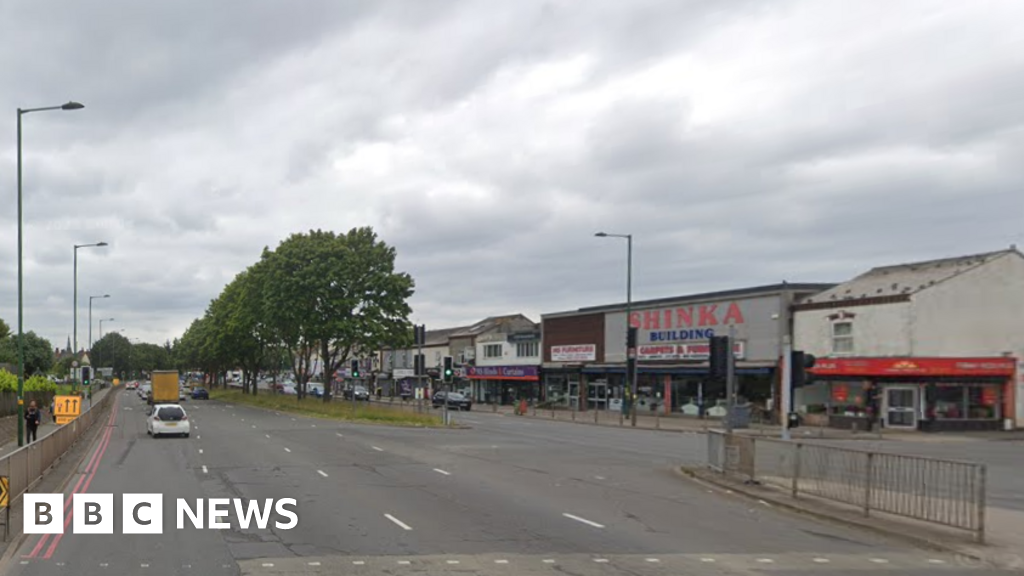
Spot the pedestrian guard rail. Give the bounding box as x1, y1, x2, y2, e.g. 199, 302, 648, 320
705, 430, 986, 543
1, 390, 114, 513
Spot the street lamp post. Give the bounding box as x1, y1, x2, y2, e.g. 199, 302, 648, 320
595, 232, 636, 426
89, 294, 110, 350
99, 318, 115, 340
74, 243, 108, 387
17, 101, 84, 447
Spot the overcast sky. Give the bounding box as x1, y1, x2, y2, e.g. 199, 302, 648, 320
1, 0, 1022, 350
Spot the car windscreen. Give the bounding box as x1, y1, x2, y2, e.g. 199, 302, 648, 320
157, 406, 186, 421
447, 393, 465, 400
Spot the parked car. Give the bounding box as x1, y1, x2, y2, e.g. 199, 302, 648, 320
343, 386, 370, 401
432, 391, 472, 411
191, 387, 209, 400
147, 404, 191, 438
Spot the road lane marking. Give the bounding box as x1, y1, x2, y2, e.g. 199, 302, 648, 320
397, 560, 411, 565
262, 563, 274, 567
593, 558, 608, 563
141, 564, 149, 568
197, 435, 201, 440
308, 562, 321, 566
813, 558, 830, 563
447, 560, 460, 565
700, 558, 716, 563
542, 559, 555, 564
645, 558, 660, 563
495, 560, 508, 564
311, 424, 316, 427
317, 470, 328, 477
384, 513, 413, 530
372, 446, 383, 451
562, 513, 604, 528
756, 558, 774, 563
265, 434, 270, 438
870, 558, 889, 564
336, 433, 343, 437
202, 465, 208, 474
928, 559, 946, 564
352, 561, 364, 565
433, 468, 451, 476
252, 425, 256, 428
198, 449, 203, 454
284, 447, 291, 453
594, 476, 606, 480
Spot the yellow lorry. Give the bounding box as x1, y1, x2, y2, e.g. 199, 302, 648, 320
149, 370, 180, 405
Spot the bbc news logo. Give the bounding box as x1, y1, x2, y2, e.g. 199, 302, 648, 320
25, 494, 298, 534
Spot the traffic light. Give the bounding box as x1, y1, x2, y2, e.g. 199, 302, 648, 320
790, 350, 817, 389
414, 353, 425, 376
708, 336, 730, 380
350, 360, 361, 379
442, 356, 453, 384
413, 324, 426, 347
81, 366, 91, 387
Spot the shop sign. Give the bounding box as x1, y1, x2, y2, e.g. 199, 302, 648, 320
637, 341, 745, 360
551, 344, 596, 362
810, 357, 1016, 377
467, 366, 539, 380
507, 331, 541, 343
832, 384, 849, 402
630, 302, 746, 344
393, 368, 414, 379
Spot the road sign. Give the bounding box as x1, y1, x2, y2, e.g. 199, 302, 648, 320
0, 476, 8, 508
113, 378, 120, 386
54, 394, 82, 425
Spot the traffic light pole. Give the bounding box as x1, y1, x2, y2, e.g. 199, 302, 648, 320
724, 325, 736, 434
781, 335, 793, 441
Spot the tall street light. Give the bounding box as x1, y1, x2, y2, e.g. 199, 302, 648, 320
99, 318, 115, 340
595, 232, 636, 426
17, 101, 84, 447
74, 241, 108, 391
89, 294, 110, 350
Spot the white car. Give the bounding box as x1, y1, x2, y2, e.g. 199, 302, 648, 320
147, 404, 191, 438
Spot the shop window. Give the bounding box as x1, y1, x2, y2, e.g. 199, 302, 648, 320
831, 322, 854, 354
516, 341, 539, 358
968, 385, 1001, 420
484, 344, 502, 358
932, 384, 1001, 420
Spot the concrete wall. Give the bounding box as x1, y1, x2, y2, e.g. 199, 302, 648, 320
793, 301, 912, 357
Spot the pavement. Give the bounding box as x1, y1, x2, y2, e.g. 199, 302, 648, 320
0, 389, 1018, 575
0, 389, 111, 459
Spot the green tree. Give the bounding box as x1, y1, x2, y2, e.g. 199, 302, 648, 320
0, 317, 10, 340
90, 332, 133, 377
261, 227, 415, 401
0, 332, 54, 376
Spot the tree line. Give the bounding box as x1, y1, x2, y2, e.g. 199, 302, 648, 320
173, 227, 416, 400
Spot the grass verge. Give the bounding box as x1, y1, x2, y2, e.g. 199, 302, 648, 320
208, 389, 444, 427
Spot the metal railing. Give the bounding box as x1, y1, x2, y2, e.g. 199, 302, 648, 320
706, 430, 986, 542
2, 390, 114, 512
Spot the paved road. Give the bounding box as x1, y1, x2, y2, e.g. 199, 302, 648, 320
2, 390, 1016, 576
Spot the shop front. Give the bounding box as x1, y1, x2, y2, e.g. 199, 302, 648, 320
467, 365, 539, 405
802, 357, 1017, 432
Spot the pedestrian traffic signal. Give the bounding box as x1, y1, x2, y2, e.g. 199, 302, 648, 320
81, 366, 91, 387
790, 350, 816, 389
442, 356, 453, 384
708, 336, 731, 380
350, 360, 360, 379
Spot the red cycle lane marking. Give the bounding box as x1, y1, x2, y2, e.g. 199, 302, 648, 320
25, 395, 120, 559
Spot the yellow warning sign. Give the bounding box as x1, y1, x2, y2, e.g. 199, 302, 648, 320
113, 378, 120, 386
0, 476, 7, 508
54, 395, 82, 424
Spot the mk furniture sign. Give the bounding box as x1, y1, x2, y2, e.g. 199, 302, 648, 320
550, 344, 596, 362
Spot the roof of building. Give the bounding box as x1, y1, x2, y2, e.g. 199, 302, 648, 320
449, 314, 537, 338
543, 282, 837, 318
422, 326, 470, 347
802, 247, 1022, 304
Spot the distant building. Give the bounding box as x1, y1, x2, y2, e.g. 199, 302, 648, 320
793, 247, 1024, 431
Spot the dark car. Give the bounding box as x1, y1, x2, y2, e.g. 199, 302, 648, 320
432, 391, 472, 411
343, 386, 370, 401
191, 387, 209, 400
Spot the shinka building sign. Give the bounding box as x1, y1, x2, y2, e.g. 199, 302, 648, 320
630, 302, 746, 343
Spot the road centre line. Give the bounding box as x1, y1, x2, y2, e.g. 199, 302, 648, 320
317, 470, 328, 477
384, 513, 413, 530
562, 513, 604, 528
372, 446, 383, 452
284, 447, 291, 453
433, 468, 451, 476
202, 465, 208, 474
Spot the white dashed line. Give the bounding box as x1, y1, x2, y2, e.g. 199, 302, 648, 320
495, 559, 509, 564
311, 424, 316, 427
813, 558, 831, 563
284, 447, 291, 453
141, 564, 149, 568
542, 559, 555, 564
336, 433, 343, 437
397, 560, 411, 565
262, 563, 274, 568
202, 465, 208, 474
251, 425, 256, 428
870, 558, 889, 564
700, 558, 716, 563
447, 560, 460, 565
265, 434, 270, 439
352, 561, 364, 565
100, 563, 109, 567
928, 559, 947, 564
198, 449, 203, 454
197, 435, 201, 440
308, 561, 321, 566
562, 513, 605, 528
593, 558, 609, 563
317, 470, 328, 477
756, 558, 774, 563
372, 446, 383, 452
291, 418, 296, 421
19, 561, 27, 565
384, 513, 413, 530
645, 558, 660, 563
594, 476, 606, 480
433, 468, 451, 476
